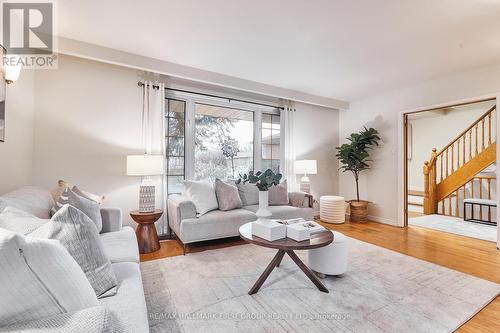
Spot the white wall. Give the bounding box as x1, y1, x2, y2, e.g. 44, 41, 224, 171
32, 55, 145, 226
294, 102, 339, 205
0, 69, 35, 194
339, 63, 500, 226
31, 55, 340, 227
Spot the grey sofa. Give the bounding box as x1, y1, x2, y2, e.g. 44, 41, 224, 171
168, 191, 313, 254
0, 187, 148, 333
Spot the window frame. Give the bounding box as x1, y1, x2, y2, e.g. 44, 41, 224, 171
261, 113, 281, 172
165, 98, 187, 194
165, 90, 281, 180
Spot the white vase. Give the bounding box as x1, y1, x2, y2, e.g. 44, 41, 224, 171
255, 190, 272, 224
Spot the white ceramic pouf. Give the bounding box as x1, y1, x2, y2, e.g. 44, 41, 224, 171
320, 195, 345, 224
308, 231, 347, 277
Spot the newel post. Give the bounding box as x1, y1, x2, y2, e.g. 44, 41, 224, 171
429, 148, 438, 213
423, 161, 431, 214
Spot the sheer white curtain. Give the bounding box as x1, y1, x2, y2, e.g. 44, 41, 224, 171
280, 102, 297, 191
141, 81, 166, 234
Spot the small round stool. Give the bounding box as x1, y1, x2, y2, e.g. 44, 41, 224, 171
320, 196, 345, 224
308, 231, 348, 277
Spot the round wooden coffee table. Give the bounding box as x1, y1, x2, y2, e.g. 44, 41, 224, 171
239, 222, 333, 295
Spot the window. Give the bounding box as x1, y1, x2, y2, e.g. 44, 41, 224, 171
261, 113, 280, 173
194, 103, 254, 181
165, 99, 185, 194
164, 90, 281, 185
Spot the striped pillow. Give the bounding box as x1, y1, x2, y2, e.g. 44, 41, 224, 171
30, 205, 117, 298
51, 187, 70, 216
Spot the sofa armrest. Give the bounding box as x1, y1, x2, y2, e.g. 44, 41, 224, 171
100, 207, 123, 233
0, 306, 114, 333
168, 194, 197, 236
289, 192, 313, 208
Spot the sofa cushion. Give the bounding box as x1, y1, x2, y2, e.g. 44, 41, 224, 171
179, 209, 257, 243
30, 205, 117, 298
0, 206, 48, 235
0, 186, 54, 219
0, 228, 99, 327
269, 180, 289, 205
0, 306, 114, 333
183, 180, 218, 216
100, 226, 139, 264
99, 262, 149, 333
243, 205, 313, 220
236, 182, 259, 206
214, 179, 242, 211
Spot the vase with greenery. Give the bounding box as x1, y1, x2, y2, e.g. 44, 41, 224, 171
336, 127, 380, 222
237, 169, 282, 222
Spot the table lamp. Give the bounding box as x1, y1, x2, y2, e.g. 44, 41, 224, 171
294, 160, 317, 194
127, 154, 164, 212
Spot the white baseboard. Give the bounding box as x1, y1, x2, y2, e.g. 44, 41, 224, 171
343, 213, 400, 227
367, 215, 401, 227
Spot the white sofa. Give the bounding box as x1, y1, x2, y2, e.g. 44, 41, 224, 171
0, 187, 149, 333
168, 191, 313, 254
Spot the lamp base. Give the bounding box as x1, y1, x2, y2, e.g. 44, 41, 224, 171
300, 176, 311, 194
139, 184, 155, 213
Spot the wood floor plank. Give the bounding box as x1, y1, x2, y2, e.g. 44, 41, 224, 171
140, 218, 499, 333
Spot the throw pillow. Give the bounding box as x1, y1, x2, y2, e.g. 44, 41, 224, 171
269, 180, 289, 205
183, 180, 218, 216
0, 228, 99, 326
51, 179, 72, 203
51, 188, 103, 232
72, 185, 105, 204
236, 182, 259, 206
30, 205, 117, 298
51, 180, 104, 205
214, 179, 242, 211
0, 206, 48, 235
50, 186, 70, 216
0, 186, 54, 219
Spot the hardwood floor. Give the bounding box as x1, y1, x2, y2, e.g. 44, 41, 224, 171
140, 219, 499, 333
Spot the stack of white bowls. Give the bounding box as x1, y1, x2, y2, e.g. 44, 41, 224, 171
320, 196, 346, 224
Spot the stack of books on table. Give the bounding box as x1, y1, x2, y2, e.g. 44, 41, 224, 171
251, 218, 326, 241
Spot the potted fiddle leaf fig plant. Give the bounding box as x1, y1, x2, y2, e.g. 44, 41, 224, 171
236, 169, 282, 222
336, 127, 380, 222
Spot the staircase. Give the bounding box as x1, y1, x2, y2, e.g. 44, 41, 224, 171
422, 105, 496, 220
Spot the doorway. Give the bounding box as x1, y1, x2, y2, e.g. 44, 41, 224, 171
403, 99, 497, 242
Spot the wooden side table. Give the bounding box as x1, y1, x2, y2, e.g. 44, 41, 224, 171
130, 210, 163, 254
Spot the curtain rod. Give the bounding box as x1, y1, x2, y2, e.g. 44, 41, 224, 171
137, 81, 284, 110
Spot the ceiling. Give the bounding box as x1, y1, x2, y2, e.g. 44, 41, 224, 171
56, 0, 500, 102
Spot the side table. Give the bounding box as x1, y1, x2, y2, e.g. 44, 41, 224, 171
130, 210, 163, 254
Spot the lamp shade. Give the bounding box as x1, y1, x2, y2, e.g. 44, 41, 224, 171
294, 160, 317, 175
127, 155, 164, 176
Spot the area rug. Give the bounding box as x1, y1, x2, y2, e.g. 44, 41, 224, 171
409, 214, 497, 242
140, 237, 499, 333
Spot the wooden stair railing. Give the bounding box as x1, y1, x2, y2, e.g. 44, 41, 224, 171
439, 176, 496, 219
423, 105, 496, 215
